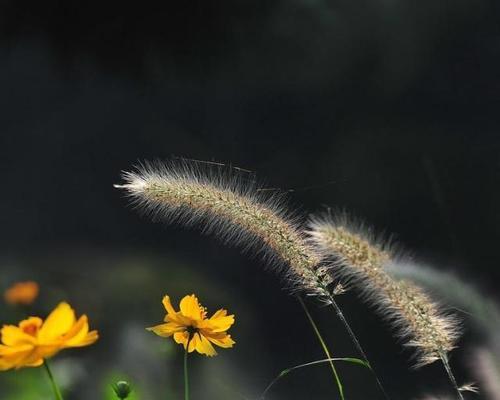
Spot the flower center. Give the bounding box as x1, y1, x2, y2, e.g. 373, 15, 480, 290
22, 323, 38, 336
186, 325, 198, 338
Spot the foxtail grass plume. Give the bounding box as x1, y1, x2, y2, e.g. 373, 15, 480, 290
308, 214, 461, 368
115, 161, 336, 300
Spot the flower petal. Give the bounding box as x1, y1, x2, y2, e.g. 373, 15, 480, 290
38, 303, 76, 341
77, 330, 99, 347
196, 333, 217, 356
0, 358, 13, 371
0, 343, 33, 356
18, 344, 60, 366
204, 332, 235, 349
62, 316, 99, 348
162, 295, 177, 317
210, 309, 227, 319
60, 316, 88, 344
208, 309, 235, 333
173, 331, 189, 349
180, 295, 203, 321
24, 358, 44, 367
147, 322, 184, 338
0, 344, 36, 370
166, 312, 192, 326
1, 324, 37, 346
187, 333, 198, 353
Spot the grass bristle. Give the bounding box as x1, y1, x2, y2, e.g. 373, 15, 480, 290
308, 213, 461, 368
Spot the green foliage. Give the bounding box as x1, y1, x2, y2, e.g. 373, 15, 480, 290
2, 369, 52, 400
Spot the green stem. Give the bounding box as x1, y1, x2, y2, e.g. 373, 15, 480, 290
43, 360, 64, 400
184, 345, 190, 400
328, 294, 390, 400
440, 352, 465, 400
297, 296, 344, 400
301, 273, 389, 399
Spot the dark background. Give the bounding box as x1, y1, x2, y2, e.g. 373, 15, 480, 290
1, 1, 499, 399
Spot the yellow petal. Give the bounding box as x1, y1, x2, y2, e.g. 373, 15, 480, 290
166, 312, 192, 326
60, 316, 88, 345
0, 343, 33, 356
24, 358, 44, 367
147, 322, 184, 338
1, 325, 36, 346
0, 344, 36, 370
38, 303, 76, 341
77, 330, 99, 347
62, 316, 99, 348
0, 358, 13, 371
210, 309, 227, 319
187, 333, 198, 353
173, 331, 189, 349
196, 333, 217, 356
208, 310, 235, 333
180, 295, 203, 321
162, 295, 177, 317
204, 332, 235, 349
19, 344, 60, 366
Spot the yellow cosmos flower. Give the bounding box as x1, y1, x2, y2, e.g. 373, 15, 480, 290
147, 294, 235, 356
0, 302, 98, 370
4, 281, 39, 305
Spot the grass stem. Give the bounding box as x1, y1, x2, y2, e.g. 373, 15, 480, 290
440, 352, 465, 400
297, 296, 344, 400
328, 296, 390, 400
43, 360, 64, 400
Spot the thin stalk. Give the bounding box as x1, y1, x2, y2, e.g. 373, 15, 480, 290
260, 357, 369, 399
184, 346, 190, 400
327, 292, 390, 400
43, 360, 64, 400
297, 296, 344, 400
440, 351, 465, 400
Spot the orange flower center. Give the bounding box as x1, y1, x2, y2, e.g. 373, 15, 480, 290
22, 323, 39, 336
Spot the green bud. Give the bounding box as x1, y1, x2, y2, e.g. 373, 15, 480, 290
112, 380, 132, 399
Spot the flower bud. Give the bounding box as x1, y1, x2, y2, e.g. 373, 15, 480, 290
112, 381, 132, 399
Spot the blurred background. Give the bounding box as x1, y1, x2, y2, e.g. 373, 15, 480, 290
1, 0, 500, 399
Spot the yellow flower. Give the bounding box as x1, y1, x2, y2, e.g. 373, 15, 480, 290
4, 281, 39, 305
147, 294, 235, 356
0, 302, 98, 370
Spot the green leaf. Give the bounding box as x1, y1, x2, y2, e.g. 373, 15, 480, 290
335, 357, 371, 369
260, 357, 370, 399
